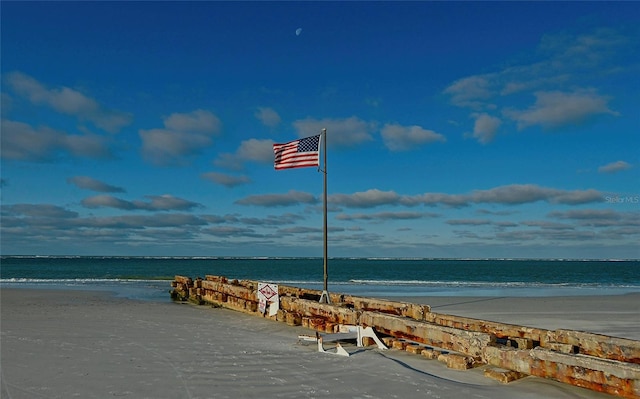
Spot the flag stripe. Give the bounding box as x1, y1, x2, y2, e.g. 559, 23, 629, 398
273, 134, 320, 170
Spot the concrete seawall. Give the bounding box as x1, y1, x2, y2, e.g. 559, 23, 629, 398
171, 275, 640, 398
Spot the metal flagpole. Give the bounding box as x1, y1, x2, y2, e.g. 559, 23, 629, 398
319, 128, 330, 304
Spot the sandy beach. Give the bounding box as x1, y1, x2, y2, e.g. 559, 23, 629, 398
1, 289, 637, 399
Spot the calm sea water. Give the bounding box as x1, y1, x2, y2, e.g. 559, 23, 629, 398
1, 256, 639, 301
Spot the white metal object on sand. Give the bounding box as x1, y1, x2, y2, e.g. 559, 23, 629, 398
298, 325, 387, 357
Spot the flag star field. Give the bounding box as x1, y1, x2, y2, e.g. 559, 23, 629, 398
1, 2, 638, 259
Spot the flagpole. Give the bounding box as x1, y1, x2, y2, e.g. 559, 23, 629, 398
319, 128, 330, 304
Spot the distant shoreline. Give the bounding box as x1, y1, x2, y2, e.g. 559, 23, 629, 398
2, 255, 640, 261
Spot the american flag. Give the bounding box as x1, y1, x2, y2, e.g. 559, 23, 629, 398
273, 134, 321, 170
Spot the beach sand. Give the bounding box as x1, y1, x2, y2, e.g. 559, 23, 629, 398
1, 289, 636, 399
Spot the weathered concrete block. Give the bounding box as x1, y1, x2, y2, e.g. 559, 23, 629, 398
544, 342, 576, 354
484, 367, 527, 383
325, 323, 337, 333
392, 340, 408, 350
406, 344, 423, 354
382, 337, 396, 347
201, 280, 256, 302
484, 345, 640, 399
443, 353, 475, 370
483, 345, 533, 375
426, 312, 548, 343
174, 275, 193, 285
421, 349, 441, 359
204, 274, 229, 284
547, 329, 640, 364
360, 311, 494, 358
307, 317, 326, 331
362, 336, 376, 346
279, 297, 358, 326
340, 296, 430, 320
509, 337, 534, 350
285, 312, 302, 326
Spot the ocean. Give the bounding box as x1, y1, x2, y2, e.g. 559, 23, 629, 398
1, 256, 639, 302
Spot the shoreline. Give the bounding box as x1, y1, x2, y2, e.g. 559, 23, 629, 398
2, 288, 628, 399
2, 284, 639, 340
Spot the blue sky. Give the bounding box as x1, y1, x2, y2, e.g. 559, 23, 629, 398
1, 1, 639, 259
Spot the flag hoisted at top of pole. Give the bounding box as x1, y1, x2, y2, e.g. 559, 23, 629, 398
273, 134, 321, 170
273, 129, 330, 304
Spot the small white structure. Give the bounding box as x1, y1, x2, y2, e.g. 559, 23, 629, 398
299, 325, 388, 357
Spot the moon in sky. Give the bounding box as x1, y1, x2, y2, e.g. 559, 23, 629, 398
295, 28, 302, 36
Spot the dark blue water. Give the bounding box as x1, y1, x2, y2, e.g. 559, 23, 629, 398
2, 256, 639, 301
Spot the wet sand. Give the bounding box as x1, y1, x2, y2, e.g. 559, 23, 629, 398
2, 288, 636, 398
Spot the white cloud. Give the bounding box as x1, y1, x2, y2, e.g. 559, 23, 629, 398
330, 189, 401, 208
139, 109, 221, 166
381, 124, 445, 151
443, 28, 627, 140
201, 172, 251, 188
1, 119, 113, 161
336, 211, 432, 221
446, 219, 492, 226
6, 71, 132, 133
81, 194, 201, 211
163, 109, 220, 133
443, 75, 493, 108
255, 107, 281, 127
538, 28, 627, 69
504, 90, 617, 130
469, 184, 603, 205
236, 184, 604, 210
67, 176, 125, 193
236, 139, 275, 163
82, 195, 137, 210
235, 190, 317, 207
520, 220, 574, 230
3, 204, 79, 219
469, 113, 501, 144
204, 225, 260, 237
214, 138, 275, 170
293, 116, 374, 148
598, 160, 632, 174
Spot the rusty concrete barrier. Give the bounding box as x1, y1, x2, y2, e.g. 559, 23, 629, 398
547, 329, 640, 364
341, 295, 430, 321
171, 275, 640, 398
222, 278, 429, 318
426, 312, 549, 345
484, 345, 640, 398
223, 278, 432, 321
359, 310, 494, 359
201, 279, 255, 302
170, 275, 193, 301
280, 296, 359, 326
